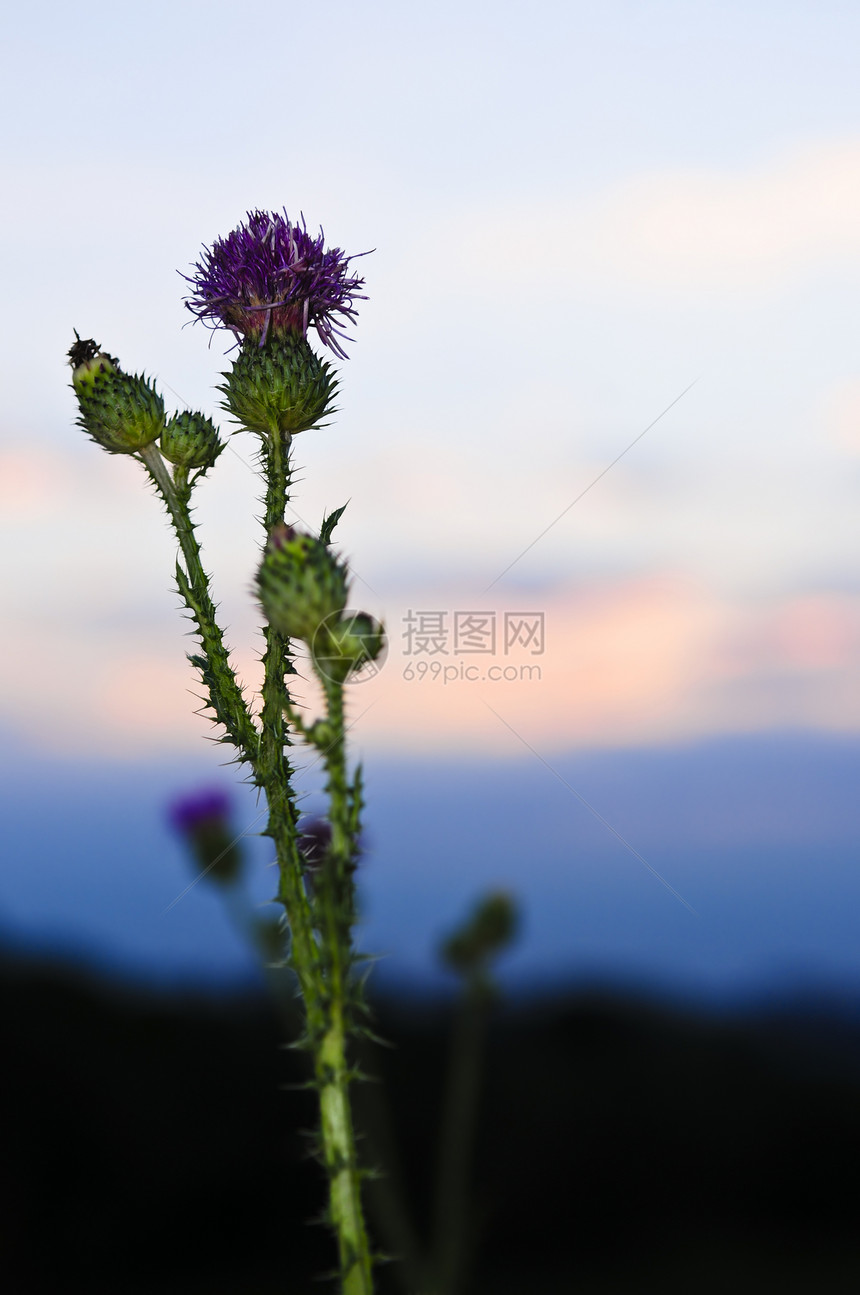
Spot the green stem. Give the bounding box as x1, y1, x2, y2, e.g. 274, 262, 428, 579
314, 677, 373, 1294
141, 441, 321, 1020
255, 429, 325, 1023
259, 430, 295, 804
138, 444, 258, 754
144, 430, 374, 1290
259, 431, 373, 1290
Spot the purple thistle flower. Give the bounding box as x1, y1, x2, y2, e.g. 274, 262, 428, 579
183, 210, 368, 357
168, 787, 243, 885
168, 787, 232, 836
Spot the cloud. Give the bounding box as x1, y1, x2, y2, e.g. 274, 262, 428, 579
820, 377, 860, 453
7, 573, 847, 760
362, 578, 860, 754
432, 141, 860, 300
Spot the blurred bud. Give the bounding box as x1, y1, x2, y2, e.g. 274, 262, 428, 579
304, 718, 337, 750
68, 334, 164, 454
159, 410, 223, 469
257, 524, 348, 643
440, 891, 519, 979
168, 788, 242, 886
311, 611, 386, 685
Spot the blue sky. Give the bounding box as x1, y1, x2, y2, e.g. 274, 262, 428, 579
1, 2, 859, 994
2, 2, 859, 760
2, 734, 859, 1001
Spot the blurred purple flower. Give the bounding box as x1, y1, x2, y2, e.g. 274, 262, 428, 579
297, 816, 332, 870
183, 209, 367, 356
168, 787, 231, 836
168, 787, 242, 885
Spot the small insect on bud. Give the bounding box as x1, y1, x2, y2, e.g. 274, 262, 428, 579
159, 410, 224, 470
68, 333, 165, 454
257, 524, 349, 643
68, 334, 119, 392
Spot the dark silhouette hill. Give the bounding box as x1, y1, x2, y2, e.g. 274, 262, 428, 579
2, 952, 860, 1293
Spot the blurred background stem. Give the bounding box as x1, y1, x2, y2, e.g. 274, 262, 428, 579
431, 978, 487, 1295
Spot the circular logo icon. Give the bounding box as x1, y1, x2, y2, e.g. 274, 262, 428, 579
310, 610, 388, 685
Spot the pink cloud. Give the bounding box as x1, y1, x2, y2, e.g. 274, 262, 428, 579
358, 578, 860, 754
3, 562, 858, 759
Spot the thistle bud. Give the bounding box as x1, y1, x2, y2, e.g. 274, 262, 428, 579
160, 410, 223, 469
219, 333, 337, 438
440, 891, 519, 978
68, 335, 164, 454
312, 612, 386, 684
257, 524, 348, 642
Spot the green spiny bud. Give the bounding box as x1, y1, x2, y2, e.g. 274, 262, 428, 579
68, 334, 164, 454
219, 333, 337, 438
312, 612, 386, 685
160, 410, 223, 469
257, 523, 348, 642
305, 718, 337, 750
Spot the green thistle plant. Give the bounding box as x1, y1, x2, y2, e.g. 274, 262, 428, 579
69, 209, 378, 1295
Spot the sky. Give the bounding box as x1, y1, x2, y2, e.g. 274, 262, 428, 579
1, 2, 859, 993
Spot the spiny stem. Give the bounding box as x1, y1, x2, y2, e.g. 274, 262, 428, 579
314, 676, 373, 1294
141, 440, 321, 1023
319, 1036, 374, 1295
255, 426, 326, 1025
259, 428, 296, 797
268, 785, 325, 1017
146, 426, 375, 1290
138, 443, 259, 754
257, 428, 372, 1286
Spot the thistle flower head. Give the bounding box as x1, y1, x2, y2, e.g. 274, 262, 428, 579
183, 210, 367, 357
